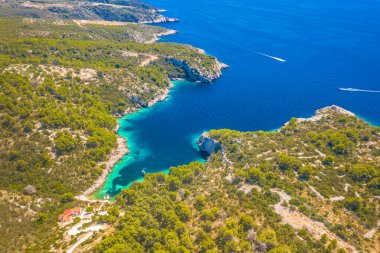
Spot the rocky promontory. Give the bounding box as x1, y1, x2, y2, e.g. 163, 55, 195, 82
2, 0, 178, 24
197, 133, 221, 155
167, 57, 228, 83
297, 105, 356, 123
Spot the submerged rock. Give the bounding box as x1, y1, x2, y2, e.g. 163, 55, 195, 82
197, 133, 221, 155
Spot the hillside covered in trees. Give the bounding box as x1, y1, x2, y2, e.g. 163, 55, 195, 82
0, 1, 379, 253
0, 0, 177, 23
90, 106, 380, 253
0, 17, 225, 252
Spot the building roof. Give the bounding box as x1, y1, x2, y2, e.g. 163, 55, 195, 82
72, 207, 81, 213
61, 207, 82, 219
58, 214, 71, 222
63, 209, 73, 216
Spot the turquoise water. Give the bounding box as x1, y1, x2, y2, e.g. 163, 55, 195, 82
96, 0, 380, 198
95, 81, 208, 198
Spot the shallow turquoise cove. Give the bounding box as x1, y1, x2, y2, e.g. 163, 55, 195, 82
96, 0, 380, 198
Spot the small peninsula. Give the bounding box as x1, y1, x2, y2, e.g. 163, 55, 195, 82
0, 0, 179, 23
92, 105, 380, 253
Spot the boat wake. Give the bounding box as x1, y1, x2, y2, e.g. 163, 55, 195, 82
339, 88, 380, 93
256, 52, 286, 62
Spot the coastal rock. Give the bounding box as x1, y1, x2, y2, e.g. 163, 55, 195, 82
167, 58, 228, 83
131, 95, 147, 107
147, 89, 170, 107
197, 133, 221, 155
297, 105, 355, 123
12, 1, 178, 24
131, 95, 141, 104
141, 16, 179, 24
131, 88, 171, 109
146, 29, 178, 43
155, 9, 167, 13
315, 105, 355, 117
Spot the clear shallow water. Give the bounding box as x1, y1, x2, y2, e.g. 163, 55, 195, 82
96, 0, 380, 198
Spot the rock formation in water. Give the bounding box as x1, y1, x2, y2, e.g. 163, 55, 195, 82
167, 57, 228, 83
197, 133, 221, 154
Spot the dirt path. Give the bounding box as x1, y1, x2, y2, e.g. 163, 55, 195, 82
364, 221, 380, 239
308, 185, 325, 200
73, 19, 133, 27
66, 232, 93, 253
140, 54, 159, 66
271, 189, 357, 253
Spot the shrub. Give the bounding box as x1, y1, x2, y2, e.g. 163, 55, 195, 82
277, 154, 301, 171
347, 164, 379, 182
54, 132, 77, 155
60, 192, 75, 203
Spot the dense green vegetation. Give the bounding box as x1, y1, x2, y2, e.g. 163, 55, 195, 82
0, 18, 172, 43
0, 72, 117, 194
0, 4, 378, 253
92, 107, 380, 252
94, 162, 318, 253
0, 17, 222, 252
0, 0, 173, 23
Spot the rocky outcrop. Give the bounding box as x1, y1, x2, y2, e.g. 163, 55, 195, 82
197, 133, 221, 155
10, 0, 178, 24
315, 105, 355, 117
128, 54, 228, 110
131, 95, 144, 106
141, 16, 179, 24
130, 87, 171, 109
146, 89, 170, 107
167, 58, 228, 83
203, 60, 229, 82
297, 105, 356, 123
146, 29, 178, 43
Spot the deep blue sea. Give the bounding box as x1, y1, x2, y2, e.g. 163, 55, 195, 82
96, 0, 380, 198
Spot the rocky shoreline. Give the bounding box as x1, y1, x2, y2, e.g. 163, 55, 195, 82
77, 86, 174, 200
197, 133, 221, 155
167, 57, 229, 83
199, 105, 358, 157
297, 105, 356, 123
141, 16, 179, 24
78, 86, 214, 200
77, 38, 227, 200
146, 29, 178, 44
